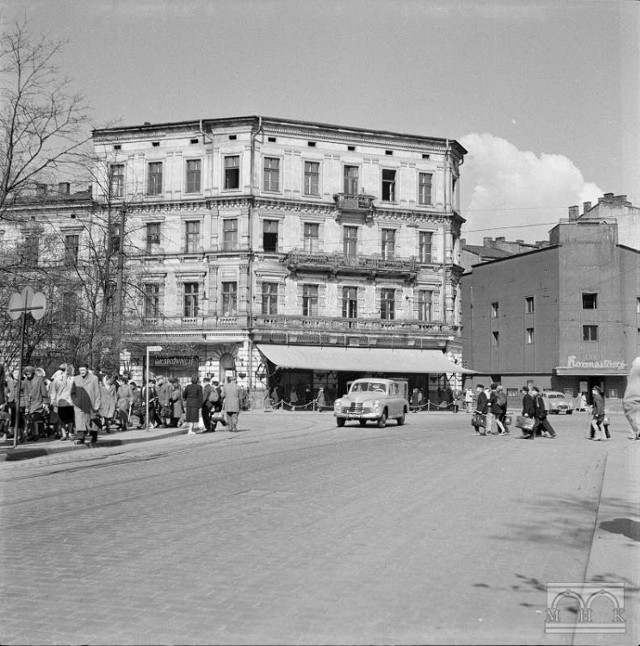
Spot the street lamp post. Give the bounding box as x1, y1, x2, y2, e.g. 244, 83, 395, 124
145, 345, 163, 431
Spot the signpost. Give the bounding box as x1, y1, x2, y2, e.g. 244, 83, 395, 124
145, 345, 163, 431
7, 287, 47, 448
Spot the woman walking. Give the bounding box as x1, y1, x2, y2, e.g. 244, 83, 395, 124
182, 376, 203, 435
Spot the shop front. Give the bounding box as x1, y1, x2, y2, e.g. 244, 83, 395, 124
256, 344, 474, 411
554, 355, 630, 406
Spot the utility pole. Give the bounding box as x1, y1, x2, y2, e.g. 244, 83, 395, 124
115, 207, 126, 337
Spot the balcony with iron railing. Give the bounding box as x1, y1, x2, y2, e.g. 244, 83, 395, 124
283, 250, 417, 280
333, 192, 376, 224
252, 314, 457, 336
141, 314, 248, 330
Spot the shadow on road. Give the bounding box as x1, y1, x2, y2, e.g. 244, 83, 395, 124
600, 518, 640, 542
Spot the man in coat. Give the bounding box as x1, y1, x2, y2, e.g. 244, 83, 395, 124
155, 375, 171, 428
223, 376, 240, 432
472, 384, 488, 436
527, 386, 557, 439
70, 364, 101, 444
21, 366, 49, 441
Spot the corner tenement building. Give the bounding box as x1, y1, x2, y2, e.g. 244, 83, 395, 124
92, 116, 471, 403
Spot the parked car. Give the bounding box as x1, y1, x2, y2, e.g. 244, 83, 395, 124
541, 390, 574, 414
333, 378, 409, 428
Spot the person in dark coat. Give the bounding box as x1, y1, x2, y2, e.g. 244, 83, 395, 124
590, 385, 608, 440
472, 384, 488, 436
201, 377, 212, 433
182, 376, 203, 435
526, 386, 557, 439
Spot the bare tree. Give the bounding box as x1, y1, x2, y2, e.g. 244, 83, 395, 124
0, 18, 89, 220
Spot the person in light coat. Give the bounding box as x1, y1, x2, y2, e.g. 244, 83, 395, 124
623, 356, 640, 440
70, 365, 101, 444
223, 376, 240, 432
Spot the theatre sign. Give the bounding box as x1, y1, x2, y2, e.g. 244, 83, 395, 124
555, 356, 628, 376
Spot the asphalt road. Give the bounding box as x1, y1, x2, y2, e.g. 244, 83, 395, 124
0, 411, 638, 645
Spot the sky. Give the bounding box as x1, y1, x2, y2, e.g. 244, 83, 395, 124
2, 0, 639, 244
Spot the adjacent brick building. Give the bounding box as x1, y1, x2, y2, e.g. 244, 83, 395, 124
461, 198, 640, 405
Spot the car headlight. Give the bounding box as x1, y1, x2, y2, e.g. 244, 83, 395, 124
334, 400, 342, 410
372, 400, 380, 409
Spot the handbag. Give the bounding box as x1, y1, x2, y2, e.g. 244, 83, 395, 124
160, 405, 172, 418
504, 415, 512, 427
471, 413, 486, 428
515, 415, 535, 431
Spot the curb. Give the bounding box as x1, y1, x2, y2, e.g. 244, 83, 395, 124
0, 427, 187, 462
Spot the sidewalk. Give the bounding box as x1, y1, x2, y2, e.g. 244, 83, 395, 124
0, 408, 328, 462
0, 424, 187, 462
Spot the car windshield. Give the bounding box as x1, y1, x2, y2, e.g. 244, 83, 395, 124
351, 382, 387, 394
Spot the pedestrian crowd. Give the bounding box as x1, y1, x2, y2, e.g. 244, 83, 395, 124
0, 361, 245, 445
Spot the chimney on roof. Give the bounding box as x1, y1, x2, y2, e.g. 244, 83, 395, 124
496, 236, 505, 242
569, 205, 579, 220
583, 201, 591, 214
483, 237, 493, 247
516, 239, 524, 244
58, 182, 70, 195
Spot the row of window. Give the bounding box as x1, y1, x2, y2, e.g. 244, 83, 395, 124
490, 293, 603, 317
491, 325, 601, 347
109, 159, 434, 204
147, 220, 434, 261
143, 283, 435, 321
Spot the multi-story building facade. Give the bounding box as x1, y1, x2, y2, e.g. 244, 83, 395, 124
461, 200, 640, 406
0, 183, 100, 369
92, 116, 470, 403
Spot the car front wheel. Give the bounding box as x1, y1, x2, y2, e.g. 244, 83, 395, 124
336, 417, 345, 427
397, 412, 405, 426
377, 411, 387, 428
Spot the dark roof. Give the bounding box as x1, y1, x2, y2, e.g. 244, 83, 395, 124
462, 245, 513, 259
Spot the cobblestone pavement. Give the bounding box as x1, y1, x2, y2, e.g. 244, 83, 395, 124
0, 411, 638, 645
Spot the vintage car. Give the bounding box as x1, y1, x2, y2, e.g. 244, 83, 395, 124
333, 378, 410, 427
541, 390, 575, 414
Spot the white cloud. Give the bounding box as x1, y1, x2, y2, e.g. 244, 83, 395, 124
459, 133, 602, 244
